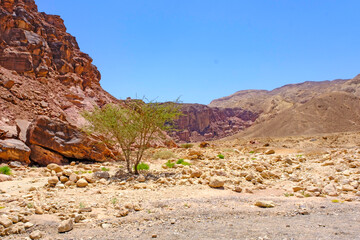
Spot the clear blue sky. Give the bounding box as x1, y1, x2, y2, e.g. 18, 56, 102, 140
36, 0, 360, 104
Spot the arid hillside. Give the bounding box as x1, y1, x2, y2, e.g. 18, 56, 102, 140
0, 0, 117, 126
233, 92, 360, 138
209, 75, 360, 124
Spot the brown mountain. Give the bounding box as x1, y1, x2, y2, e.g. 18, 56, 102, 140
234, 92, 360, 138
209, 76, 360, 124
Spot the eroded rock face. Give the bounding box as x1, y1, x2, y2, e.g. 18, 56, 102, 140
0, 0, 117, 126
0, 138, 30, 164
27, 116, 114, 165
171, 104, 258, 142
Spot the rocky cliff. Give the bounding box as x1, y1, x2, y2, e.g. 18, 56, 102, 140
0, 0, 117, 165
0, 0, 117, 126
170, 104, 258, 142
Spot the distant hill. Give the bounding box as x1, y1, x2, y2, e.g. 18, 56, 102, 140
232, 92, 360, 137
209, 74, 360, 137
209, 75, 360, 124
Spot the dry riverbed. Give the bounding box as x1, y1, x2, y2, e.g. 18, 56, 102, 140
0, 132, 360, 239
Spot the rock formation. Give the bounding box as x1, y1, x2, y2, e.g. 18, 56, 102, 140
171, 104, 258, 142
0, 0, 117, 126
0, 0, 117, 165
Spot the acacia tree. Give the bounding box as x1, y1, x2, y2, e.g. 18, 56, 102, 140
82, 100, 181, 174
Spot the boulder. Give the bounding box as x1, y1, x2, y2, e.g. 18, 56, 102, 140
27, 116, 114, 162
208, 177, 225, 188
58, 219, 73, 233
47, 163, 63, 173
30, 145, 67, 166
0, 139, 30, 164
15, 119, 31, 142
0, 124, 17, 139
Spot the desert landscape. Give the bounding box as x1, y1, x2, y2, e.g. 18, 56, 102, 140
0, 0, 359, 239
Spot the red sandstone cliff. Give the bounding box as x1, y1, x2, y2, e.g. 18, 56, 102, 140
0, 0, 117, 126
171, 104, 258, 142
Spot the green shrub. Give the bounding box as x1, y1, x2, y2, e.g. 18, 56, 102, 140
153, 150, 176, 159
180, 143, 193, 149
82, 99, 182, 175
0, 166, 11, 175
176, 159, 191, 166
249, 151, 255, 154
135, 162, 149, 171
101, 167, 110, 172
165, 160, 175, 168
217, 154, 225, 159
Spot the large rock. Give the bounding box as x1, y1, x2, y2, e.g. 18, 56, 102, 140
0, 0, 117, 127
0, 139, 30, 164
58, 219, 73, 233
170, 104, 258, 142
27, 116, 114, 163
15, 119, 31, 142
30, 145, 67, 166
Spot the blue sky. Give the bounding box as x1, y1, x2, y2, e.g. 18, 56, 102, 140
36, 0, 360, 104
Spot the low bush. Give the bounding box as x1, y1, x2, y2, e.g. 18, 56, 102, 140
0, 166, 11, 175
180, 143, 194, 149
153, 150, 176, 159
165, 160, 175, 168
217, 154, 225, 159
136, 162, 150, 171
176, 159, 191, 166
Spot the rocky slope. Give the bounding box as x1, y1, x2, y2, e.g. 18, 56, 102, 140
234, 92, 360, 138
210, 75, 360, 137
171, 104, 258, 142
0, 0, 117, 165
209, 76, 360, 123
0, 0, 117, 126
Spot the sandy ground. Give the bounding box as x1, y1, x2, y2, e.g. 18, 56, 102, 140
1, 131, 360, 239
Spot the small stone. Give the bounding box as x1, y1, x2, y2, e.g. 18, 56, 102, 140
190, 170, 202, 178
292, 186, 304, 192
323, 183, 338, 196
60, 176, 69, 183
233, 186, 242, 193
76, 179, 88, 188
74, 214, 83, 223
30, 230, 43, 239
137, 175, 146, 182
254, 201, 275, 208
93, 171, 110, 180
35, 206, 43, 215
265, 149, 275, 155
115, 208, 129, 217
63, 169, 72, 177
342, 184, 355, 192
208, 177, 224, 188
133, 204, 142, 211
152, 234, 158, 238
69, 173, 79, 182
24, 222, 34, 229
306, 186, 320, 192
47, 163, 63, 173
84, 174, 96, 183
0, 216, 13, 227
48, 176, 59, 185
70, 161, 76, 166
58, 219, 73, 233
78, 207, 92, 213
65, 181, 75, 187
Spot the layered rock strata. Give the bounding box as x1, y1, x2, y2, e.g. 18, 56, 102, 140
171, 104, 258, 142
